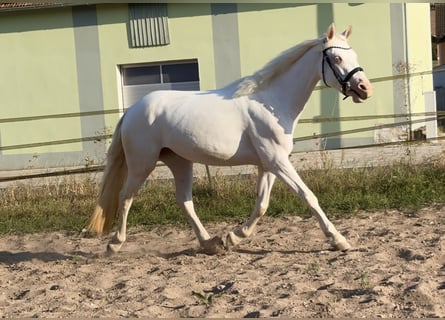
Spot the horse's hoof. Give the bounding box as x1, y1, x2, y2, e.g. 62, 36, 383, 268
200, 236, 225, 255
332, 239, 352, 251
225, 231, 241, 251
107, 242, 122, 254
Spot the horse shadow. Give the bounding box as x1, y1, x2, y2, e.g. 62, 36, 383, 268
0, 250, 95, 264
236, 248, 325, 255
0, 245, 351, 264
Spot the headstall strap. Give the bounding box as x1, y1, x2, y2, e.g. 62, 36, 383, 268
322, 46, 364, 100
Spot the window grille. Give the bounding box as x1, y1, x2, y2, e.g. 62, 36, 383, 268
434, 4, 445, 37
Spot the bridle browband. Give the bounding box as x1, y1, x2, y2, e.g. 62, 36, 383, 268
322, 46, 364, 100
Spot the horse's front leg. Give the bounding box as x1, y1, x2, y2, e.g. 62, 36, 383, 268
271, 157, 351, 251
226, 169, 276, 249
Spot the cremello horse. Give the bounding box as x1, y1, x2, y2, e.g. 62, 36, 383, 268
88, 24, 373, 254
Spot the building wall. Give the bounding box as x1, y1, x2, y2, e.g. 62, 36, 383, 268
405, 4, 435, 127
0, 3, 433, 170
0, 7, 82, 158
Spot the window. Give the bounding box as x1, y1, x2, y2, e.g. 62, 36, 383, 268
123, 66, 161, 86
128, 3, 170, 48
162, 63, 199, 83
120, 60, 200, 109
122, 62, 199, 86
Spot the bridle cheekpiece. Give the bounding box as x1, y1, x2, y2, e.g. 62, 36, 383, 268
322, 46, 364, 100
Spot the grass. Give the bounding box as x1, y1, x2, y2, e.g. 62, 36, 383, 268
2, 161, 445, 234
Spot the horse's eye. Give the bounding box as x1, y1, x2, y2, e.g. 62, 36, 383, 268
334, 56, 342, 64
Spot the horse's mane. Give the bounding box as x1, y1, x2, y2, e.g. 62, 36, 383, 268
233, 37, 324, 98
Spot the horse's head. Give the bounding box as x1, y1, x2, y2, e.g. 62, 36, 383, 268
320, 24, 373, 103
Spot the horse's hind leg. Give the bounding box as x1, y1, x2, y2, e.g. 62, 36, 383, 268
161, 149, 224, 254
226, 169, 276, 249
107, 160, 156, 253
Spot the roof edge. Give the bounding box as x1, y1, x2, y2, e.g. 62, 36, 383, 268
0, 3, 80, 12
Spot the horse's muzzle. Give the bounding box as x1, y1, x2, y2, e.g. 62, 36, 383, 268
348, 78, 373, 103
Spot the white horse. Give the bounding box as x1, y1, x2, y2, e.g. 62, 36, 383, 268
88, 24, 373, 254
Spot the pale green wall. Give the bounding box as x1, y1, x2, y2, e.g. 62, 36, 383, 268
406, 3, 434, 127
330, 3, 395, 145
0, 8, 82, 155
237, 4, 319, 76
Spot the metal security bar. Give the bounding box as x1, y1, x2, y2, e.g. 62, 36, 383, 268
128, 3, 170, 48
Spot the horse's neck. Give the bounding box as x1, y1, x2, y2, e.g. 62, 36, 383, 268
259, 47, 321, 129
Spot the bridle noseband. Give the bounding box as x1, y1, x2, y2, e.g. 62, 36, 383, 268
322, 46, 364, 100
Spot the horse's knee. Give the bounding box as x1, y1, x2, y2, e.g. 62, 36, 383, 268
303, 192, 319, 208
176, 195, 191, 207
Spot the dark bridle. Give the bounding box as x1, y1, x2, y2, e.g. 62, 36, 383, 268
322, 46, 364, 100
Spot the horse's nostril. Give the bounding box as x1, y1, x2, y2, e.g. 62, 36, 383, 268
358, 83, 367, 91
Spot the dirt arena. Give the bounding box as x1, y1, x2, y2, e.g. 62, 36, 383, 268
1, 206, 444, 318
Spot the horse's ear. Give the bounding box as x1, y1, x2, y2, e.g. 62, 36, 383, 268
326, 23, 335, 41
342, 25, 352, 39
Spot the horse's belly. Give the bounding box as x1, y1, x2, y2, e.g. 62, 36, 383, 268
166, 133, 259, 166
189, 149, 260, 166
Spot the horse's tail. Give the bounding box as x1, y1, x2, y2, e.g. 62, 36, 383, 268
87, 115, 127, 234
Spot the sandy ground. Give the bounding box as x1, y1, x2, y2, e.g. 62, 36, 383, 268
1, 207, 444, 318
